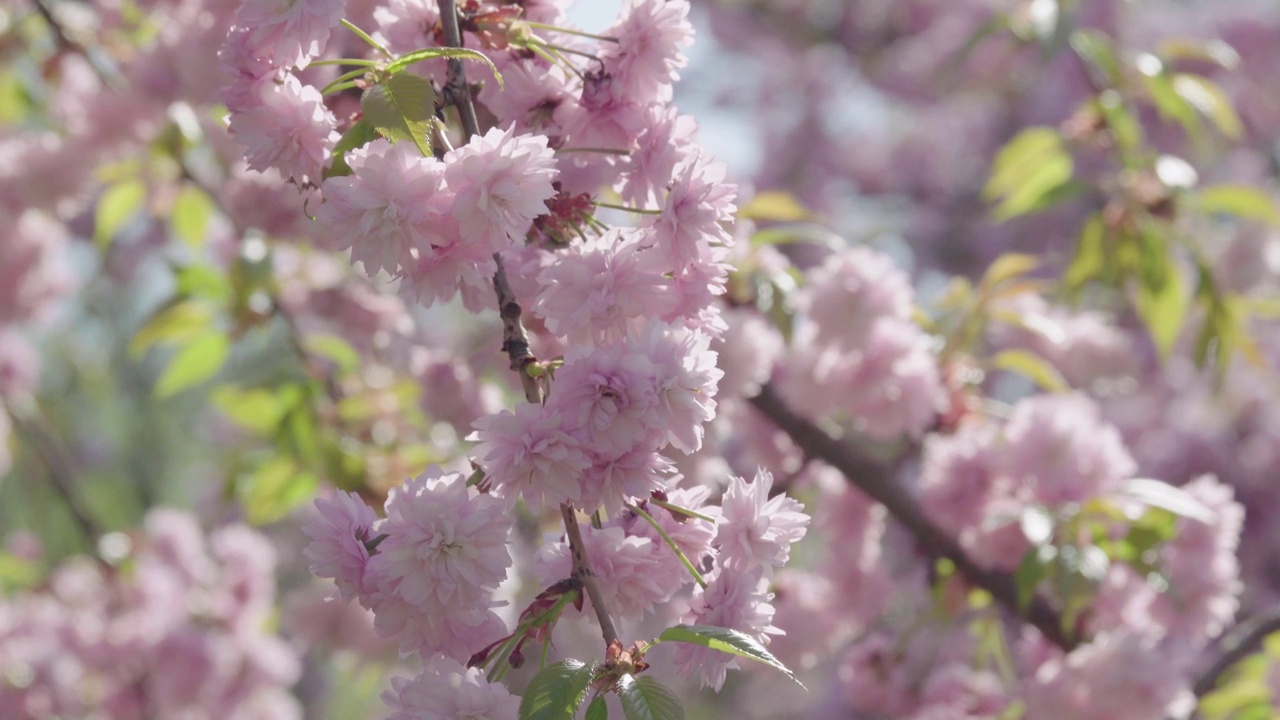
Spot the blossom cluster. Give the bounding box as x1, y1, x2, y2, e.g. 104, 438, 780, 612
0, 510, 302, 719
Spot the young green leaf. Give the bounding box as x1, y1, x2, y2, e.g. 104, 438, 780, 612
990, 350, 1069, 392
326, 119, 380, 179
95, 178, 147, 247
238, 456, 319, 525
654, 625, 802, 688
585, 695, 608, 720
154, 330, 230, 398
1171, 74, 1242, 139
617, 675, 684, 720
519, 660, 597, 720
170, 184, 213, 248
984, 127, 1074, 222
361, 74, 435, 157
130, 300, 217, 359
1196, 185, 1280, 226
387, 47, 504, 89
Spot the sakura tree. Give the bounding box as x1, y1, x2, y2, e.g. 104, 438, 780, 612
1, 0, 1279, 719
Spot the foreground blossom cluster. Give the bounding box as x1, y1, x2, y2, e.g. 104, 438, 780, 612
1, 0, 1277, 717
0, 511, 300, 718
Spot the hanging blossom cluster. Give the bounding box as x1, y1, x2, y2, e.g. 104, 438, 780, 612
217, 0, 812, 713
0, 510, 302, 719
782, 246, 942, 440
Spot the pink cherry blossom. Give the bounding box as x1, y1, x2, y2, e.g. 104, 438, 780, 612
800, 246, 914, 347
1003, 393, 1137, 506
384, 655, 520, 720
533, 229, 676, 345
547, 342, 662, 459
443, 125, 558, 252
647, 153, 737, 271
716, 468, 810, 571
232, 0, 345, 68
673, 566, 780, 691
316, 139, 446, 277
600, 0, 694, 104
302, 490, 381, 601
227, 73, 339, 186
631, 321, 723, 453
369, 468, 512, 610
468, 403, 590, 510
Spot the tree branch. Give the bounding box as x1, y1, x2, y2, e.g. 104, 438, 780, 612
436, 0, 481, 140
561, 502, 621, 647
1191, 606, 1280, 698
434, 0, 617, 653
748, 383, 1078, 651
492, 253, 543, 405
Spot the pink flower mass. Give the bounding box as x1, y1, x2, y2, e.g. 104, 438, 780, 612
5, 0, 1280, 718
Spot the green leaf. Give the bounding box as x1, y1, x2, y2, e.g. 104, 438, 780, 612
95, 178, 147, 246
1094, 91, 1144, 163
0, 551, 41, 593
1132, 224, 1188, 358
1157, 38, 1240, 70
130, 300, 216, 359
302, 334, 361, 373
1115, 478, 1216, 524
386, 47, 504, 89
154, 331, 230, 398
238, 456, 319, 525
983, 127, 1074, 222
0, 70, 31, 124
519, 660, 597, 720
1196, 185, 1280, 226
170, 183, 213, 249
585, 696, 608, 720
1070, 30, 1121, 87
1014, 546, 1052, 613
654, 625, 802, 687
1142, 70, 1204, 142
617, 675, 684, 720
1064, 213, 1106, 291
990, 350, 1069, 392
175, 264, 232, 303
739, 191, 814, 223
1171, 74, 1242, 139
325, 119, 380, 179
980, 253, 1039, 290
361, 73, 436, 157
211, 385, 294, 435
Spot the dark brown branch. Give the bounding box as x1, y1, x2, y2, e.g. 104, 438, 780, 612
1192, 606, 1280, 697
435, 0, 617, 653
561, 503, 621, 647
748, 383, 1078, 651
436, 0, 481, 140
493, 253, 543, 405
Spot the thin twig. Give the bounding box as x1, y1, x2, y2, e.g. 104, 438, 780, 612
748, 383, 1078, 651
561, 503, 621, 646
435, 0, 620, 654
437, 0, 481, 139
492, 253, 543, 405
1192, 606, 1280, 697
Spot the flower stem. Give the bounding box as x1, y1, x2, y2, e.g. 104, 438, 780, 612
339, 19, 391, 58
594, 201, 661, 216
629, 503, 707, 588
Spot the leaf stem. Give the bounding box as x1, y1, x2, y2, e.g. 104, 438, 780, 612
594, 201, 661, 216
